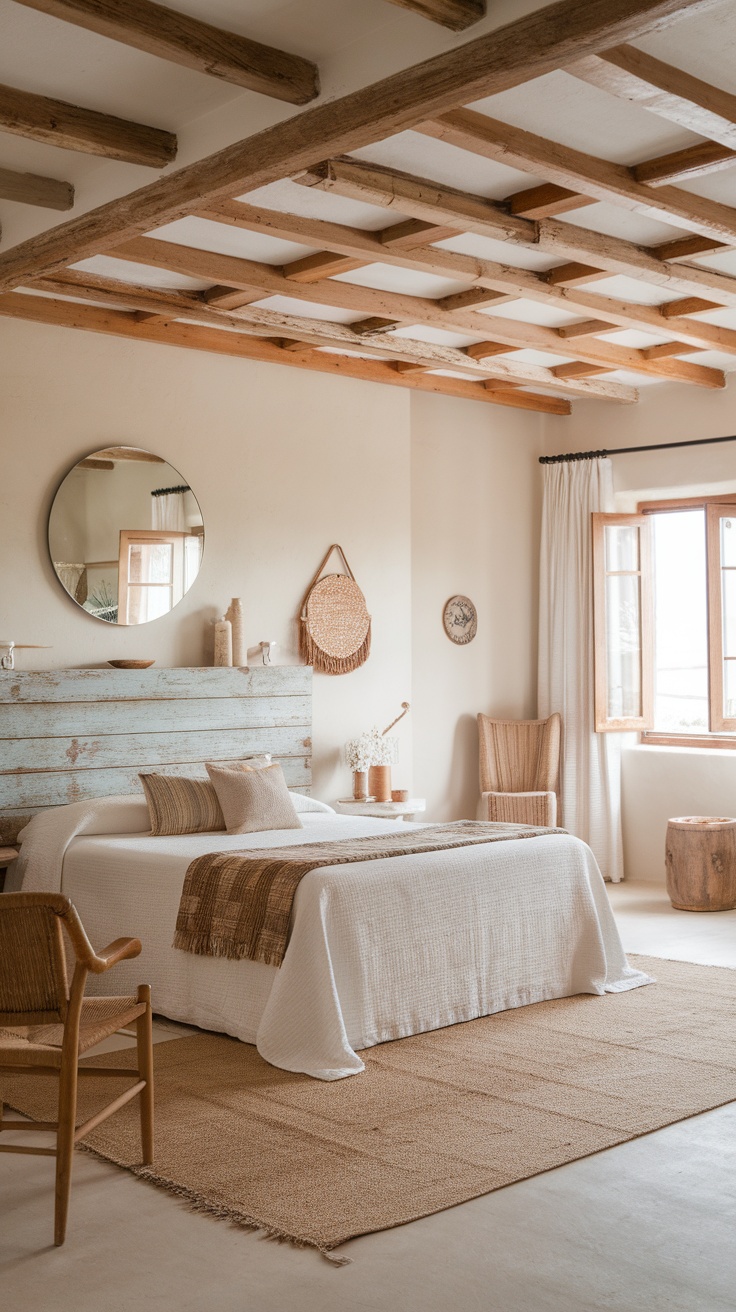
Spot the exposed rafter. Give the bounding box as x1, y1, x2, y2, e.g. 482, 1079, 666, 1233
101, 234, 723, 388
30, 264, 639, 400
381, 0, 486, 31
418, 108, 736, 241
0, 81, 176, 166
11, 0, 320, 104
568, 43, 736, 148
194, 198, 736, 352
0, 164, 73, 210
297, 155, 736, 303
0, 292, 572, 413
0, 0, 721, 289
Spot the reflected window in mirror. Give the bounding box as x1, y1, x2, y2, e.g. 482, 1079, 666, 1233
48, 448, 204, 626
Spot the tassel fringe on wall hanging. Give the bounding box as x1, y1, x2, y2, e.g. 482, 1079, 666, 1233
299, 544, 371, 675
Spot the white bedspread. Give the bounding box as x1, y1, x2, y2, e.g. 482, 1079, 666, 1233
14, 798, 651, 1080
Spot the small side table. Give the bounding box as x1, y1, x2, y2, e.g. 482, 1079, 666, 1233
0, 846, 19, 893
335, 799, 426, 823
665, 816, 736, 911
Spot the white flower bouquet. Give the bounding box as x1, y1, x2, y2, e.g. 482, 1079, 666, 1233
345, 728, 399, 769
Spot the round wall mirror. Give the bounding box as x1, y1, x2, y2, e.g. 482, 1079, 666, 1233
48, 446, 204, 625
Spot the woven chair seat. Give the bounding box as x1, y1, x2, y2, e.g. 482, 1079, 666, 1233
0, 996, 145, 1066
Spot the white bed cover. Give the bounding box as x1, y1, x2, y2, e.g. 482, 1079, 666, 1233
14, 797, 651, 1080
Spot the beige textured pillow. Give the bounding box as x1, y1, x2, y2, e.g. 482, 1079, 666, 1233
139, 774, 225, 837
205, 761, 303, 835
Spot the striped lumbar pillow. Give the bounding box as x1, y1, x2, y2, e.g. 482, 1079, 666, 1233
139, 773, 226, 837
206, 761, 302, 835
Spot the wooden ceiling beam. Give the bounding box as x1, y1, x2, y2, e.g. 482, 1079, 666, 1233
568, 44, 736, 148
553, 361, 614, 378
660, 295, 719, 316
284, 252, 369, 283
105, 234, 725, 387
0, 82, 176, 167
298, 155, 736, 304
380, 218, 459, 248
654, 233, 726, 261
25, 266, 639, 401
634, 139, 735, 185
506, 182, 595, 219
0, 164, 73, 210
642, 340, 704, 358
195, 198, 736, 352
0, 0, 721, 287
419, 107, 736, 243
11, 0, 319, 104
557, 318, 619, 338
381, 0, 486, 31
0, 291, 571, 412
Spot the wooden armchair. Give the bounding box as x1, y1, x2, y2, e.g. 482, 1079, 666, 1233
478, 713, 561, 828
0, 893, 153, 1246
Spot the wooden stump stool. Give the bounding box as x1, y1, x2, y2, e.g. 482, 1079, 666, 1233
665, 816, 736, 912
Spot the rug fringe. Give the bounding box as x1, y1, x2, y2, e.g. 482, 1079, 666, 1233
77, 1144, 351, 1265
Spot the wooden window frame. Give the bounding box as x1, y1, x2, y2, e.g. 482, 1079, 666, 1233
117, 529, 186, 626
637, 493, 736, 748
592, 512, 654, 732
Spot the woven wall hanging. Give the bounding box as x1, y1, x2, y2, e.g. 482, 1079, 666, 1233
299, 544, 371, 675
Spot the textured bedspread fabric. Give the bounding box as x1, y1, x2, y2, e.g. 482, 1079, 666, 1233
14, 804, 651, 1080
174, 821, 567, 967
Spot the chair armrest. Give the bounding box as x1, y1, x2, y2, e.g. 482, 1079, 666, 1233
89, 937, 142, 974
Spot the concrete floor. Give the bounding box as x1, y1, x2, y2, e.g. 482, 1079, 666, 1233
1, 881, 735, 1312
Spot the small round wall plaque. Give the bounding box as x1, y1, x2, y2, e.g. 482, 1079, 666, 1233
443, 595, 477, 645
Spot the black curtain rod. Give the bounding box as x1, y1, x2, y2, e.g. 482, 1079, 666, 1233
539, 434, 736, 465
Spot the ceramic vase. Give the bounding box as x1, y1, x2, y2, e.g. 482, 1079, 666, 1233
353, 770, 368, 800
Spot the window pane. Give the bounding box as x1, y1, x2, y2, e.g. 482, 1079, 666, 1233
605, 573, 641, 719
722, 568, 736, 659
128, 542, 173, 584
652, 510, 708, 733
605, 524, 639, 572
725, 660, 736, 721
128, 585, 172, 623
720, 514, 736, 567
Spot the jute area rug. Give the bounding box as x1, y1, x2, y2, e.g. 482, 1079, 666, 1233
3, 955, 735, 1263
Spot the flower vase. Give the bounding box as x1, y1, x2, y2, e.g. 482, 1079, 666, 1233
353, 770, 368, 800
369, 764, 392, 803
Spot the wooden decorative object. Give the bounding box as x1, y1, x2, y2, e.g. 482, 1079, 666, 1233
443, 596, 477, 645
0, 666, 312, 843
369, 764, 392, 803
353, 770, 368, 800
226, 598, 246, 667
107, 659, 155, 669
299, 545, 371, 675
665, 816, 736, 911
213, 617, 232, 667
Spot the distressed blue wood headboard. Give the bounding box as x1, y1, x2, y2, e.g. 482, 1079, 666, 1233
0, 666, 312, 843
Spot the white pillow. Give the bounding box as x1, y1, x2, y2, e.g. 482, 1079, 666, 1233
288, 792, 335, 814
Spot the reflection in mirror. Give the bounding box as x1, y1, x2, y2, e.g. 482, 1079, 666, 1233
48, 447, 204, 625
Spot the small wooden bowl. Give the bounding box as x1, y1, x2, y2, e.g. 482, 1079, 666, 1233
107, 660, 156, 669
392, 789, 409, 803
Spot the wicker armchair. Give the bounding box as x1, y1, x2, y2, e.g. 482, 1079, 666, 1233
478, 713, 561, 827
0, 893, 153, 1246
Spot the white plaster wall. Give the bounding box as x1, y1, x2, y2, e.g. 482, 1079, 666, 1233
0, 318, 414, 804
545, 382, 736, 880
411, 393, 544, 821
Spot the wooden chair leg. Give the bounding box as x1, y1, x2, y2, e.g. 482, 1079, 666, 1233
136, 984, 154, 1165
54, 1052, 78, 1246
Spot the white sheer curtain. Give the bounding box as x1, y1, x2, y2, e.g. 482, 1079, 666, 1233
538, 458, 623, 882
151, 489, 187, 531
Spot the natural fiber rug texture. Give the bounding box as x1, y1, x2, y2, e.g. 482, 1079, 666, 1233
3, 955, 735, 1261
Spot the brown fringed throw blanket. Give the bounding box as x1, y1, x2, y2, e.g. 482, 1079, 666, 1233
174, 820, 566, 968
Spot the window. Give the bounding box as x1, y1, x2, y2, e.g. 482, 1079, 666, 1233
117, 529, 186, 625
593, 496, 736, 744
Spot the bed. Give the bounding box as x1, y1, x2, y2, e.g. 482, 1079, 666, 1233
1, 668, 651, 1081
